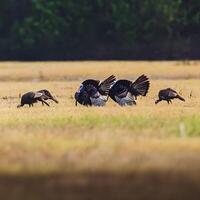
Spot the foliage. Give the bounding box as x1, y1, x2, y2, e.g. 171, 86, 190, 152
0, 0, 199, 59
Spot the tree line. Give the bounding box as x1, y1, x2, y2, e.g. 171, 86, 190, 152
0, 0, 200, 60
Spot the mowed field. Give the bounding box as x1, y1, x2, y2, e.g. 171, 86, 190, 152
1, 61, 200, 200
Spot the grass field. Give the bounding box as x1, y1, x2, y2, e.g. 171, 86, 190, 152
1, 61, 200, 200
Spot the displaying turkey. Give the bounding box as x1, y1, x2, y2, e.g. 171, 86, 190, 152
17, 91, 50, 108
109, 74, 150, 106
155, 88, 185, 104
75, 75, 116, 106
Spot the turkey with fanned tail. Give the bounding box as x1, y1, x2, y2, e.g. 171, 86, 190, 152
75, 75, 116, 106
109, 74, 150, 106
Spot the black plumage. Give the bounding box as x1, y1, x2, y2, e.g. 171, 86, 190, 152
37, 89, 59, 104
17, 91, 50, 108
109, 74, 150, 106
75, 75, 116, 106
155, 88, 185, 104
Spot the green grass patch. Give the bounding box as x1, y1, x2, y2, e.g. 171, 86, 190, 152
1, 112, 200, 137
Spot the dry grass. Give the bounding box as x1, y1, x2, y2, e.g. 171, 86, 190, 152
0, 60, 200, 81
0, 61, 200, 199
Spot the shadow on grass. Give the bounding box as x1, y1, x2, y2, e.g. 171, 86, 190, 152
0, 170, 200, 200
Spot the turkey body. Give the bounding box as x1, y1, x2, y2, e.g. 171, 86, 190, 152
155, 88, 185, 104
109, 74, 150, 106
17, 92, 50, 107
75, 75, 116, 106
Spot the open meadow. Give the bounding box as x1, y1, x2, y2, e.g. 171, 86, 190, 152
1, 61, 200, 199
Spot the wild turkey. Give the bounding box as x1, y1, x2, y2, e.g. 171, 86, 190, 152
155, 88, 185, 104
109, 74, 150, 106
17, 91, 50, 108
75, 75, 116, 106
37, 89, 59, 104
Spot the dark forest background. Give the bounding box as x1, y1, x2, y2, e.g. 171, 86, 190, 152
0, 0, 200, 60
